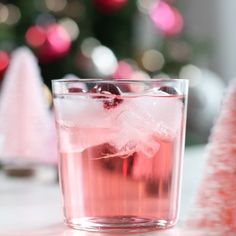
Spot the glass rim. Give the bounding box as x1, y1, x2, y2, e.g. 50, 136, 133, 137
51, 78, 188, 84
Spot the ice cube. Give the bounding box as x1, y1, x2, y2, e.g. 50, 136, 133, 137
54, 95, 112, 127
129, 89, 183, 132
133, 132, 174, 181
108, 99, 161, 156
54, 95, 90, 121
58, 123, 117, 152
137, 134, 161, 158
108, 89, 182, 157
109, 102, 151, 151
54, 95, 117, 152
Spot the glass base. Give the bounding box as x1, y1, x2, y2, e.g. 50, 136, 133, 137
65, 216, 176, 233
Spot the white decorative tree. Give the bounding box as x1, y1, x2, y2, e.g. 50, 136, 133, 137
187, 79, 236, 234
0, 47, 57, 166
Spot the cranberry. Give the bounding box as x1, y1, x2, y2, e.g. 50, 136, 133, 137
96, 83, 122, 95
89, 86, 98, 93
90, 83, 123, 109
159, 86, 178, 95
68, 87, 86, 93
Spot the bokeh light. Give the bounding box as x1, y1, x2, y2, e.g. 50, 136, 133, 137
5, 4, 21, 25
25, 26, 46, 48
0, 51, 9, 72
47, 24, 71, 54
45, 0, 67, 12
113, 60, 133, 79
142, 49, 165, 71
167, 40, 192, 62
81, 37, 101, 57
149, 1, 183, 35
153, 72, 170, 79
171, 8, 183, 34
0, 3, 9, 23
137, 0, 155, 14
64, 1, 85, 18
179, 64, 202, 87
59, 18, 79, 41
91, 45, 118, 76
129, 70, 151, 92
36, 13, 56, 25
130, 70, 150, 80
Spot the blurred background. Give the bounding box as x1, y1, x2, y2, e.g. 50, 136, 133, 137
0, 0, 234, 145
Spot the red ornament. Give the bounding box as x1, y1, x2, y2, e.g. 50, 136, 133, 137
0, 50, 9, 79
93, 0, 128, 13
25, 26, 46, 48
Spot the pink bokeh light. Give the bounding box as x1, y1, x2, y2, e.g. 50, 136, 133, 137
112, 60, 133, 79
33, 23, 72, 63
149, 1, 183, 35
47, 24, 71, 55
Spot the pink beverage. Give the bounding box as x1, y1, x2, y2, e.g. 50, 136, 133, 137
52, 79, 188, 232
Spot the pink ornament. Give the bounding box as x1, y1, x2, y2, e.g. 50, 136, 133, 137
187, 80, 236, 234
34, 23, 71, 63
47, 24, 71, 55
149, 1, 183, 35
0, 47, 58, 164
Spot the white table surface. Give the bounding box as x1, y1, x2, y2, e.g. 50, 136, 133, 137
0, 145, 217, 236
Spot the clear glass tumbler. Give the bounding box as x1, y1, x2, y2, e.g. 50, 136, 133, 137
52, 79, 188, 232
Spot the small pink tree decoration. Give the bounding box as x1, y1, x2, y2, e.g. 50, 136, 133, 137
187, 80, 236, 233
0, 47, 57, 165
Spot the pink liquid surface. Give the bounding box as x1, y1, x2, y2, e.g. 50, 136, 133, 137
55, 94, 186, 232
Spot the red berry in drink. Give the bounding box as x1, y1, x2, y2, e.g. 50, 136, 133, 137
68, 87, 86, 93
90, 83, 123, 109
96, 83, 122, 95
159, 86, 177, 95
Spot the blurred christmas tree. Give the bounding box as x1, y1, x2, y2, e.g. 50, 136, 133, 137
0, 0, 208, 88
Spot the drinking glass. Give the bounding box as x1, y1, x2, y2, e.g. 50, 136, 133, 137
52, 78, 188, 232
